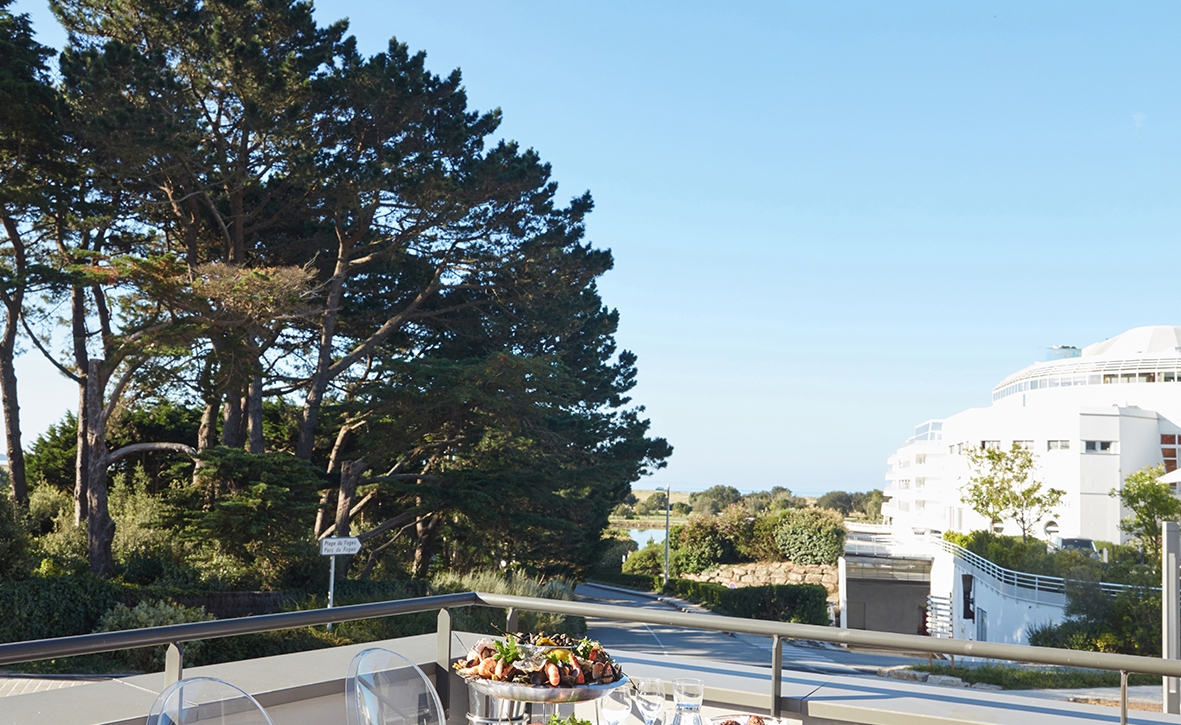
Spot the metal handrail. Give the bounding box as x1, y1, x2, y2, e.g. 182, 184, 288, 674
933, 537, 1153, 596
0, 589, 1174, 724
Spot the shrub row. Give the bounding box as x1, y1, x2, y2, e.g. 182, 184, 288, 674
661, 579, 830, 625
588, 574, 829, 626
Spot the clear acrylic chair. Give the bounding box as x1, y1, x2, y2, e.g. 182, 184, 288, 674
346, 647, 446, 725
146, 677, 276, 725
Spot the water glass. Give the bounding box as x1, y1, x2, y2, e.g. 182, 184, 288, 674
598, 687, 632, 725
672, 679, 703, 709
634, 678, 665, 725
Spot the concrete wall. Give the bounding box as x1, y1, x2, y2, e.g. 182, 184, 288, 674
682, 561, 839, 600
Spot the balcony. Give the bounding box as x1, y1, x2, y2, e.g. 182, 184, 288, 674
1, 591, 1177, 725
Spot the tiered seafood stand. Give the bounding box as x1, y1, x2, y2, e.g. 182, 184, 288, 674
464, 674, 630, 725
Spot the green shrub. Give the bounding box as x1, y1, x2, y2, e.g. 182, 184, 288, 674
431, 570, 586, 637
598, 536, 639, 573
94, 600, 214, 672
744, 510, 788, 562
774, 508, 845, 565
661, 579, 829, 625
0, 489, 31, 580
0, 575, 122, 644
27, 485, 71, 536
31, 517, 88, 576
588, 572, 664, 591
622, 541, 668, 576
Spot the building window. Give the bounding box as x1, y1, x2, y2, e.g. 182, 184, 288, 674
915, 454, 927, 465
1084, 440, 1114, 453
1014, 440, 1033, 450
1044, 520, 1059, 537
981, 440, 1001, 450
1164, 437, 1178, 472
915, 477, 926, 488
1047, 440, 1070, 450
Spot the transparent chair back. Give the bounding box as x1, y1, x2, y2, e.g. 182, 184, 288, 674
346, 647, 446, 725
146, 677, 276, 725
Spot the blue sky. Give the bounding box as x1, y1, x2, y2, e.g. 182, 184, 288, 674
10, 1, 1181, 495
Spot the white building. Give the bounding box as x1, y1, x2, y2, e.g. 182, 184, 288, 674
883, 325, 1181, 544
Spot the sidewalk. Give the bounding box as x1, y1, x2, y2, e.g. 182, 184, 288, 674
1022, 684, 1162, 710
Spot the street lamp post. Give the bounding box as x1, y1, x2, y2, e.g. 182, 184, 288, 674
663, 482, 671, 584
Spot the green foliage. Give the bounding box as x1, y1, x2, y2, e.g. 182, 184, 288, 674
24, 413, 77, 494
430, 570, 585, 638
634, 491, 667, 516
94, 600, 213, 672
622, 541, 669, 576
911, 663, 1158, 690
109, 466, 193, 585
742, 486, 803, 514
1028, 582, 1162, 657
660, 579, 829, 625
26, 484, 71, 536
688, 485, 743, 515
597, 535, 638, 573
962, 443, 1064, 540
32, 516, 88, 576
166, 448, 323, 589
815, 491, 853, 515
942, 530, 1152, 584
773, 508, 846, 565
0, 575, 121, 644
671, 502, 691, 516
1112, 464, 1181, 562
675, 512, 743, 574
0, 488, 31, 579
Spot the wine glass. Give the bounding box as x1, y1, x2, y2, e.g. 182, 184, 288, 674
633, 678, 666, 725
597, 687, 632, 725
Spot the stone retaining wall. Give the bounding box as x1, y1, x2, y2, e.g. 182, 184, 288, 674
682, 562, 839, 600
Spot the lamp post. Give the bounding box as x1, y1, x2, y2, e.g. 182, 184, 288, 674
663, 482, 672, 584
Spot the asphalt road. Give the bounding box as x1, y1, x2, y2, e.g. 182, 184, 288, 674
576, 583, 930, 677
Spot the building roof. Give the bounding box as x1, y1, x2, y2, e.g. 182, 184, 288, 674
1082, 326, 1181, 359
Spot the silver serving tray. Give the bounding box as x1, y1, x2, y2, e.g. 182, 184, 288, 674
464, 674, 629, 703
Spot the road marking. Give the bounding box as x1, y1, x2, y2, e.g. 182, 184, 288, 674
643, 624, 668, 654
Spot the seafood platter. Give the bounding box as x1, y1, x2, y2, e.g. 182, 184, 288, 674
455, 632, 627, 703
710, 716, 779, 725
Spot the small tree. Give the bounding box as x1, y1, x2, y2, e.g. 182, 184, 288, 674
1111, 464, 1181, 563
962, 443, 1063, 541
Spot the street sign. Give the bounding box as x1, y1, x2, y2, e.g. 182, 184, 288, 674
320, 537, 362, 556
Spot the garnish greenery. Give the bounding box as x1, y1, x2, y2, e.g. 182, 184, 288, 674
494, 635, 522, 665
548, 715, 592, 725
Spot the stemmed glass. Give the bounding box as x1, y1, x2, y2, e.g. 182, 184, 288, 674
597, 687, 632, 725
633, 678, 666, 725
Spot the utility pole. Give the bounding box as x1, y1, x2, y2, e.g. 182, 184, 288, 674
663, 482, 671, 584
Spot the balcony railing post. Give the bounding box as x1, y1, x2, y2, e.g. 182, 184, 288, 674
506, 607, 519, 632
770, 635, 782, 718
1120, 669, 1128, 725
164, 642, 183, 686
437, 608, 452, 717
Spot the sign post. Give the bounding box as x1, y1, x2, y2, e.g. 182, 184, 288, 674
320, 536, 362, 631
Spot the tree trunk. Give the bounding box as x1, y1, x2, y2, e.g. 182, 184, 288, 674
334, 459, 366, 538
220, 392, 246, 448
296, 257, 350, 460
0, 313, 25, 506
412, 513, 440, 579
73, 379, 88, 523
247, 374, 264, 453
71, 282, 90, 524
0, 218, 27, 504
85, 359, 114, 577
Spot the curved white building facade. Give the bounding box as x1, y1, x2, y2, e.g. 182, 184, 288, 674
883, 326, 1181, 543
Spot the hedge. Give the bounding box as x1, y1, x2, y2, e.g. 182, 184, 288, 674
588, 575, 829, 626
662, 579, 830, 625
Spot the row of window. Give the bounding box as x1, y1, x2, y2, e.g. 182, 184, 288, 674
994, 370, 1181, 402
949, 439, 1110, 454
